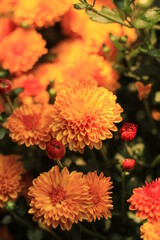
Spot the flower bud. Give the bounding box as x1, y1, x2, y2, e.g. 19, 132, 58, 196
122, 159, 135, 171
0, 79, 12, 95
5, 200, 16, 211
120, 122, 137, 142
46, 139, 65, 161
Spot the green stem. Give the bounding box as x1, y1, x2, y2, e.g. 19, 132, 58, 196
11, 212, 32, 228
57, 160, 63, 169
121, 171, 126, 218
143, 99, 157, 135
48, 230, 62, 240
124, 142, 133, 157
92, 0, 96, 7
5, 95, 14, 113
78, 222, 106, 240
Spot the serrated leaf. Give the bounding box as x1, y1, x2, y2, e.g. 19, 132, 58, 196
74, 3, 86, 10
147, 49, 160, 58
0, 128, 6, 140
86, 6, 125, 25
101, 6, 124, 23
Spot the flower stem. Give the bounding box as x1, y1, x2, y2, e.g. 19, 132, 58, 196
143, 99, 157, 135
57, 160, 63, 169
124, 142, 133, 157
78, 222, 106, 240
11, 212, 32, 228
121, 171, 126, 218
5, 95, 14, 113
48, 230, 62, 240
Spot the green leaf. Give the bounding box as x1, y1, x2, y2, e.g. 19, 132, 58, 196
101, 6, 125, 24
27, 229, 43, 240
132, 19, 151, 29
10, 87, 24, 98
133, 8, 160, 29
0, 68, 9, 78
86, 6, 125, 25
123, 0, 132, 15
86, 8, 112, 23
0, 112, 7, 122
1, 215, 12, 225
74, 3, 86, 10
0, 128, 6, 140
147, 49, 160, 58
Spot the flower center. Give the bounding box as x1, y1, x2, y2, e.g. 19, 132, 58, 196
51, 186, 65, 206
149, 185, 160, 199
147, 184, 160, 199
22, 114, 41, 131
89, 189, 100, 204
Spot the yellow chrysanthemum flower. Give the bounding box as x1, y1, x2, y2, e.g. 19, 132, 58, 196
84, 171, 113, 222
50, 85, 123, 153
0, 28, 47, 74
3, 104, 53, 150
140, 221, 160, 240
0, 154, 24, 208
28, 166, 91, 231
13, 0, 73, 28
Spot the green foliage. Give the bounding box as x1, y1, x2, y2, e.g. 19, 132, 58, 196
0, 128, 6, 140
27, 229, 43, 240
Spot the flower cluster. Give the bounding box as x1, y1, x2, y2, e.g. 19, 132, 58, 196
28, 166, 113, 230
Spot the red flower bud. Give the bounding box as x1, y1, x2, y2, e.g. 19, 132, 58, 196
120, 122, 137, 142
122, 159, 135, 171
46, 139, 65, 161
0, 79, 12, 95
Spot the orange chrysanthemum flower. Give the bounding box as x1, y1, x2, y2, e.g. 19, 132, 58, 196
0, 0, 17, 14
3, 104, 53, 150
0, 18, 16, 43
127, 179, 160, 223
0, 154, 24, 208
84, 171, 113, 222
12, 74, 49, 104
140, 221, 160, 240
28, 166, 91, 231
0, 28, 47, 74
50, 85, 123, 153
13, 0, 73, 28
32, 63, 56, 89
51, 39, 120, 92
